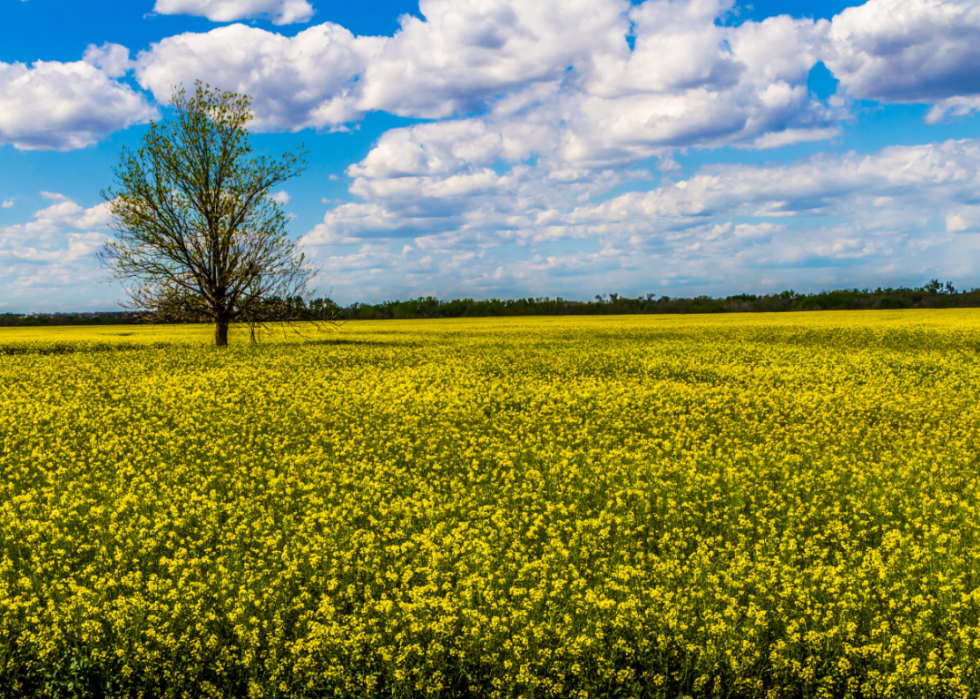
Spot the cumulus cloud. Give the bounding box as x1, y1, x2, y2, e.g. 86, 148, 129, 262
0, 194, 113, 305
302, 138, 980, 300
354, 0, 628, 118
125, 0, 980, 147
565, 139, 980, 231
925, 95, 980, 124
270, 190, 291, 205
827, 0, 980, 109
298, 0, 841, 232
133, 0, 841, 151
324, 138, 980, 247
135, 23, 384, 130
946, 212, 971, 232
7, 192, 112, 238
348, 116, 550, 182
11, 0, 980, 154
349, 0, 842, 155
0, 59, 156, 150
153, 0, 315, 25
565, 2, 840, 154
82, 42, 134, 78
2, 200, 13, 208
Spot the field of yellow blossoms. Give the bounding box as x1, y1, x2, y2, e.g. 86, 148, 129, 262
2, 311, 979, 698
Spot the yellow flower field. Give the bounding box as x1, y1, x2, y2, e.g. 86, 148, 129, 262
1, 311, 979, 698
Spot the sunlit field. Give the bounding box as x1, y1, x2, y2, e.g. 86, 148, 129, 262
2, 311, 979, 698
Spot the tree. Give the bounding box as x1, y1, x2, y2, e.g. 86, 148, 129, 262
100, 81, 315, 346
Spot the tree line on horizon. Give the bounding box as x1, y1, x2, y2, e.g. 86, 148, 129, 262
4, 280, 976, 327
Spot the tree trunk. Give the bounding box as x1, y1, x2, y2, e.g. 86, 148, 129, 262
215, 319, 229, 347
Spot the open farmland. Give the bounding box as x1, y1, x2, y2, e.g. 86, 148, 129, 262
2, 311, 980, 698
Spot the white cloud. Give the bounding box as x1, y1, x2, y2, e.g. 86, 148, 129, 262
925, 95, 980, 124
302, 138, 980, 300
0, 194, 113, 304
348, 118, 540, 181
10, 0, 980, 155
946, 212, 975, 232
135, 23, 384, 130
82, 42, 134, 78
354, 0, 840, 153
565, 139, 980, 229
133, 0, 840, 151
827, 0, 980, 108
354, 0, 628, 119
325, 1, 842, 218
2, 200, 12, 208
270, 190, 291, 205
10, 192, 113, 238
0, 59, 156, 151
153, 0, 315, 25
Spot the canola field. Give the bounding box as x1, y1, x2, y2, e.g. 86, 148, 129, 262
1, 311, 980, 699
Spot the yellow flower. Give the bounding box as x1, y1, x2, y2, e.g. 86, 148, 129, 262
1, 310, 979, 697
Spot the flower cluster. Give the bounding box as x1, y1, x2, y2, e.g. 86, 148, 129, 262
1, 311, 979, 698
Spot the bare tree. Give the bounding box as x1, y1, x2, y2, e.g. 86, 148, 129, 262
100, 81, 315, 346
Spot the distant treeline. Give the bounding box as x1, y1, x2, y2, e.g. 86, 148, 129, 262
331, 280, 979, 319
0, 311, 141, 327
3, 280, 977, 326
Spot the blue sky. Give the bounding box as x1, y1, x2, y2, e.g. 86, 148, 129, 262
2, 0, 979, 311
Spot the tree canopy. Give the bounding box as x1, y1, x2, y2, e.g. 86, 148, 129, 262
100, 81, 315, 346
